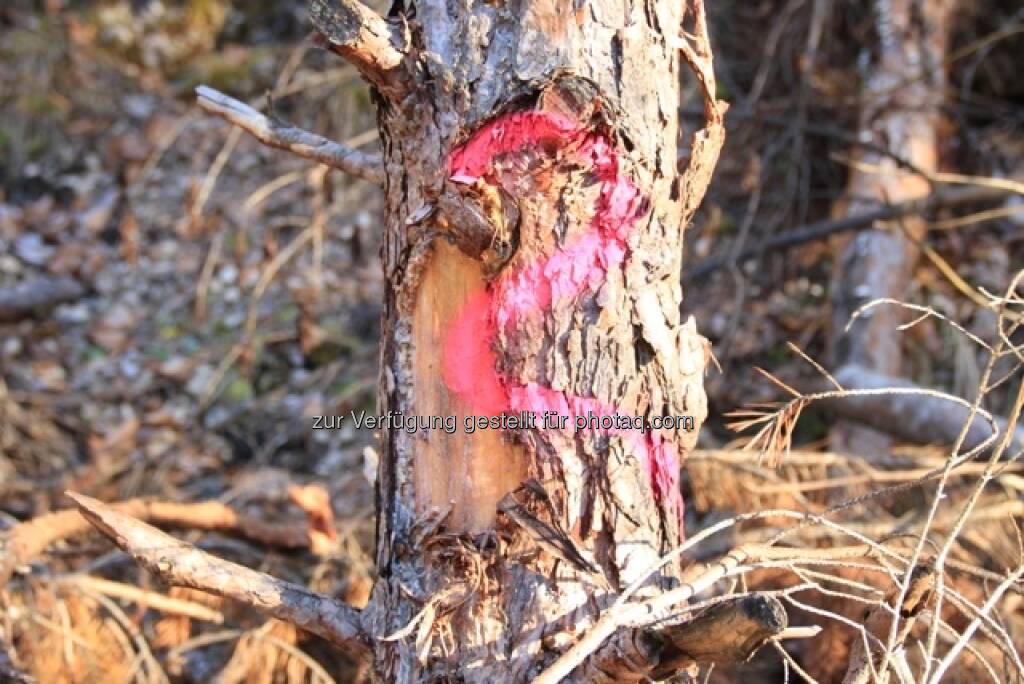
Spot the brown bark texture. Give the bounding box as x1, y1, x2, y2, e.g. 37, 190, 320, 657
306, 0, 722, 679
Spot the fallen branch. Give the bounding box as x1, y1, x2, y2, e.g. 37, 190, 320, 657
822, 364, 1024, 457
0, 276, 85, 323
65, 492, 370, 658
686, 186, 1010, 282
533, 543, 765, 683
0, 497, 312, 586
195, 86, 384, 184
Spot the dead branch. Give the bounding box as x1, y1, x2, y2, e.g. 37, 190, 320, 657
0, 645, 33, 684
195, 86, 384, 184
564, 594, 788, 682
0, 497, 312, 586
308, 0, 408, 96
0, 276, 85, 323
533, 542, 772, 683
686, 186, 1011, 282
651, 595, 787, 677
842, 567, 934, 684
65, 492, 371, 658
822, 364, 1024, 457
579, 594, 787, 682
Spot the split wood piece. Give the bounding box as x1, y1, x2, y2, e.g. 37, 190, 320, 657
0, 497, 312, 586
687, 185, 1011, 281
577, 594, 788, 682
0, 276, 84, 323
65, 492, 370, 658
822, 364, 1024, 458
195, 86, 384, 184
842, 567, 934, 684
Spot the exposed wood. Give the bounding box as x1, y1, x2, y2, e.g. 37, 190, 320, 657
411, 240, 527, 531
830, 0, 955, 456
823, 364, 1024, 457
0, 276, 84, 323
195, 86, 384, 183
65, 492, 371, 658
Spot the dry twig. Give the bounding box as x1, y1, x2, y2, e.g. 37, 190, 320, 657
195, 86, 384, 184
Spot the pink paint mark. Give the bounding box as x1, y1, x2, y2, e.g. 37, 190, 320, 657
448, 111, 580, 181
442, 109, 683, 521
442, 290, 509, 417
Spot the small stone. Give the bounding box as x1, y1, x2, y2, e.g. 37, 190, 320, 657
158, 356, 193, 382
30, 360, 67, 391
14, 234, 54, 266
217, 263, 238, 284
91, 303, 136, 351
223, 310, 245, 328
185, 364, 216, 397
56, 302, 91, 324
120, 354, 142, 378
3, 337, 23, 357
0, 255, 21, 274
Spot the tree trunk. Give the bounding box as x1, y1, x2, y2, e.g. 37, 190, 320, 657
829, 0, 953, 457
309, 0, 726, 678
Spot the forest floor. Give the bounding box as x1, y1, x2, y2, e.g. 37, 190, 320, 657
1, 1, 1023, 682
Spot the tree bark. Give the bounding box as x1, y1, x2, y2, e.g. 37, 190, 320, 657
306, 0, 722, 679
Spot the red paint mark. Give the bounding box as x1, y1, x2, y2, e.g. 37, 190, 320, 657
443, 110, 683, 520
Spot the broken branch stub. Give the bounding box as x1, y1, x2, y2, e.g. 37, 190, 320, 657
308, 0, 409, 97
576, 594, 788, 682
